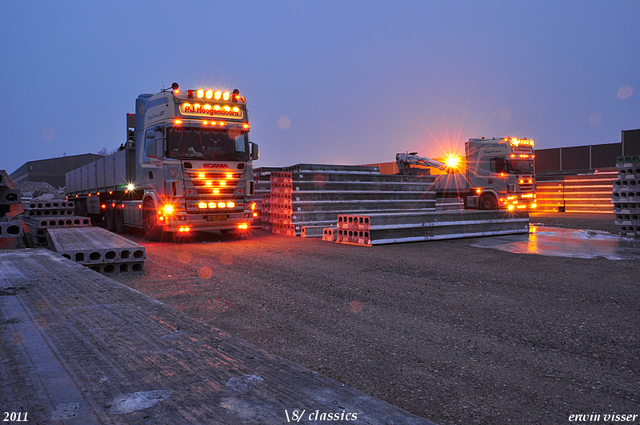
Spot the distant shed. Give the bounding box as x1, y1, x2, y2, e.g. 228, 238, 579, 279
10, 154, 104, 188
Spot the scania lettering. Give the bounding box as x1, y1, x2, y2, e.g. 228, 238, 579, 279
396, 137, 536, 210
65, 82, 259, 240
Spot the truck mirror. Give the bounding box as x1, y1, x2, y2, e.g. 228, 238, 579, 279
250, 142, 259, 160
145, 129, 156, 139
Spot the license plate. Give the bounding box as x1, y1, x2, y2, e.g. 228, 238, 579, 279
206, 215, 229, 221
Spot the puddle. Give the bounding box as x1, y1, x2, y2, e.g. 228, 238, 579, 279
471, 226, 640, 260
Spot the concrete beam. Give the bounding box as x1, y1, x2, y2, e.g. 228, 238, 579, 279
46, 227, 146, 274
336, 211, 529, 245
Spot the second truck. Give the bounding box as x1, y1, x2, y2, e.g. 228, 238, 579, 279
396, 137, 537, 210
66, 83, 259, 240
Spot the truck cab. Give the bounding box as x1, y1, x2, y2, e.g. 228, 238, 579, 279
135, 86, 259, 239
465, 138, 536, 210
66, 83, 260, 240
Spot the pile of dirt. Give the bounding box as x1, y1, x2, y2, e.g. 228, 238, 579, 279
14, 181, 65, 200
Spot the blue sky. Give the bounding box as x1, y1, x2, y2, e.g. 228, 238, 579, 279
1, 1, 638, 174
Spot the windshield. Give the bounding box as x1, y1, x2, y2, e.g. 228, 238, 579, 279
166, 127, 249, 161
508, 160, 534, 174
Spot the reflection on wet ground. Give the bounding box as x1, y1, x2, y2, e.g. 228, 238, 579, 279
471, 226, 640, 260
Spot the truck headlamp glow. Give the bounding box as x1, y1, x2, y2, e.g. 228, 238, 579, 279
163, 204, 174, 215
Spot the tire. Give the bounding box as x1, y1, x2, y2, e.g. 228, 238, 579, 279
142, 201, 162, 241
105, 205, 115, 232
478, 193, 498, 210
114, 205, 125, 234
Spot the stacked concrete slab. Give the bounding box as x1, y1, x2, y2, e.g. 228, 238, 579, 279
265, 164, 437, 236
269, 171, 296, 235
563, 172, 616, 213
537, 171, 617, 213
335, 210, 529, 245
0, 170, 24, 248
253, 166, 283, 231
22, 199, 90, 247
612, 155, 640, 237
47, 227, 146, 275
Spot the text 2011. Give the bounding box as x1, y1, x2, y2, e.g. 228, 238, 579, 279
3, 412, 28, 422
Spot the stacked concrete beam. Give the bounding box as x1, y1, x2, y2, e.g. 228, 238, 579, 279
336, 210, 530, 246
22, 199, 76, 217
563, 171, 616, 213
47, 227, 146, 275
613, 156, 640, 237
270, 172, 296, 235
269, 164, 437, 236
253, 167, 283, 230
535, 180, 565, 212
0, 170, 24, 246
22, 199, 88, 247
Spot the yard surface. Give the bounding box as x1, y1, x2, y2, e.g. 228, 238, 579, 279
112, 212, 639, 424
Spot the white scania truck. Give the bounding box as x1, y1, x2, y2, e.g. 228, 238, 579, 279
66, 83, 259, 240
396, 137, 536, 210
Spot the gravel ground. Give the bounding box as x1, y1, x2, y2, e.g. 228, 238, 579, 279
113, 212, 639, 425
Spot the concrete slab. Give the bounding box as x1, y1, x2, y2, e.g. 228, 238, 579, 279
24, 216, 91, 229
337, 211, 529, 246
46, 227, 146, 264
0, 170, 12, 188
0, 221, 24, 238
0, 249, 437, 424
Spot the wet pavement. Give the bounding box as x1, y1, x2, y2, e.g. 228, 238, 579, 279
471, 225, 640, 260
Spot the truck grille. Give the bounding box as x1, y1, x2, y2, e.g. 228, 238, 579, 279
519, 183, 534, 192
184, 171, 242, 213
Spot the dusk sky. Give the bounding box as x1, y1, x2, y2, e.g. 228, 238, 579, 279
1, 1, 638, 175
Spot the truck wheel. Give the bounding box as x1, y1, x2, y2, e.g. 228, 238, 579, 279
478, 193, 498, 210
114, 205, 125, 234
143, 202, 162, 241
105, 205, 116, 232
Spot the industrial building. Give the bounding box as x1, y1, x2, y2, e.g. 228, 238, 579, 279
9, 153, 103, 189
